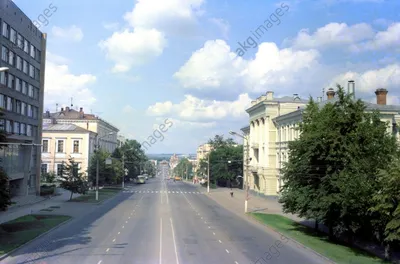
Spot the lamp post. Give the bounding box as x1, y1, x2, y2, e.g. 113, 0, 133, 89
95, 132, 115, 201
230, 130, 250, 213
207, 153, 210, 193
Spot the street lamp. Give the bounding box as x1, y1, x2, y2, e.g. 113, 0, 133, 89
230, 130, 250, 213
0, 67, 9, 72
95, 132, 115, 201
207, 153, 210, 193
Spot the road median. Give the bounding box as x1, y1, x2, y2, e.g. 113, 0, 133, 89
70, 188, 121, 204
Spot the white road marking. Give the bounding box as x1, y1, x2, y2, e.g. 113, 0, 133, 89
112, 238, 116, 242
126, 221, 128, 223
235, 261, 239, 264
118, 232, 120, 235
213, 232, 215, 235
226, 249, 229, 253
170, 218, 180, 264
122, 226, 124, 229
106, 248, 110, 252
159, 218, 163, 264
129, 217, 131, 219
208, 226, 211, 229
97, 261, 102, 264
219, 240, 222, 243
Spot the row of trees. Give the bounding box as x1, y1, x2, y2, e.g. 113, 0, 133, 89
279, 86, 400, 259
197, 135, 244, 187
173, 158, 193, 179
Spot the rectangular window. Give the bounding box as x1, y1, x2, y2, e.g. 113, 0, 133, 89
2, 46, 8, 62
6, 97, 12, 111
27, 104, 32, 117
28, 84, 33, 97
33, 106, 38, 119
73, 140, 80, 153
6, 120, 12, 133
16, 56, 22, 70
2, 22, 9, 38
41, 164, 48, 175
29, 65, 34, 78
27, 124, 32, 136
15, 78, 21, 92
0, 72, 5, 85
8, 50, 14, 66
10, 28, 16, 43
33, 87, 39, 99
0, 94, 4, 108
15, 100, 21, 114
36, 50, 41, 62
23, 60, 28, 74
35, 68, 40, 81
24, 39, 29, 53
21, 102, 26, 115
20, 123, 25, 135
0, 119, 4, 131
56, 164, 63, 176
22, 81, 27, 94
17, 34, 23, 49
57, 140, 64, 153
42, 139, 49, 152
30, 44, 35, 58
13, 122, 19, 135
7, 74, 14, 89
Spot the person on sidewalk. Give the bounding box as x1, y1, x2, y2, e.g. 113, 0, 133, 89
229, 181, 234, 197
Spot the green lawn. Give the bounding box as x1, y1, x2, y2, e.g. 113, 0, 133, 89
70, 188, 120, 203
250, 213, 390, 264
0, 214, 71, 255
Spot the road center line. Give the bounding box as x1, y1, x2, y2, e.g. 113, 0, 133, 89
170, 217, 180, 264
97, 261, 102, 264
159, 218, 163, 264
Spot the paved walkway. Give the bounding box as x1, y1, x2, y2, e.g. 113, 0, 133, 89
0, 190, 83, 224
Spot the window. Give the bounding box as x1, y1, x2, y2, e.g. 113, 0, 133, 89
73, 140, 80, 153
28, 84, 33, 97
33, 106, 38, 119
0, 94, 4, 108
24, 39, 29, 53
20, 123, 25, 135
57, 140, 64, 153
33, 87, 39, 99
41, 164, 48, 175
27, 104, 32, 117
0, 119, 4, 131
2, 46, 8, 62
29, 65, 34, 78
30, 44, 35, 58
0, 72, 6, 85
2, 22, 9, 38
23, 60, 28, 74
15, 78, 21, 92
15, 100, 21, 114
7, 74, 14, 89
56, 163, 63, 176
13, 122, 19, 135
21, 102, 26, 115
6, 97, 12, 111
22, 81, 27, 94
35, 68, 40, 81
16, 56, 22, 70
27, 124, 32, 136
42, 139, 49, 152
10, 28, 16, 43
5, 120, 12, 133
8, 50, 14, 66
17, 34, 23, 49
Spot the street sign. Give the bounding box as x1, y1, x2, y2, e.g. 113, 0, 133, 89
105, 158, 112, 165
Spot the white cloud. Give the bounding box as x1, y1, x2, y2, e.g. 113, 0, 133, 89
123, 105, 135, 114
103, 22, 120, 31
51, 25, 84, 42
288, 23, 375, 50
44, 52, 97, 111
98, 28, 167, 72
166, 118, 216, 128
351, 23, 400, 52
146, 93, 252, 122
174, 39, 320, 94
124, 0, 205, 36
329, 64, 400, 95
46, 52, 70, 65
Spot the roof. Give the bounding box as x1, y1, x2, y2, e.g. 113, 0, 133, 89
43, 109, 98, 120
42, 123, 94, 133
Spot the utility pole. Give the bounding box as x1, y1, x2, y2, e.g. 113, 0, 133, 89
207, 153, 210, 193
244, 137, 250, 213
95, 135, 99, 201
122, 154, 125, 189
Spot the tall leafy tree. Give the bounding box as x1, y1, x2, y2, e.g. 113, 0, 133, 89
59, 157, 88, 200
208, 134, 235, 149
88, 149, 110, 186
173, 158, 193, 179
279, 85, 398, 241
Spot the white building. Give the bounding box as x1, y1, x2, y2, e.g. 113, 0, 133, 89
243, 82, 400, 197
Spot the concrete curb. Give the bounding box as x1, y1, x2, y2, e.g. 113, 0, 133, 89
247, 213, 336, 264
0, 215, 73, 262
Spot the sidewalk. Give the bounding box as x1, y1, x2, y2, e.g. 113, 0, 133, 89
0, 190, 82, 224
205, 186, 400, 262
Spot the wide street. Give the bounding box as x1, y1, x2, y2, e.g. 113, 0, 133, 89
3, 176, 329, 264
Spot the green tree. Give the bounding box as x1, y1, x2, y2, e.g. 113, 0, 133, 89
208, 134, 236, 149
279, 85, 398, 242
120, 139, 147, 179
0, 111, 10, 211
88, 149, 110, 186
144, 161, 156, 176
42, 171, 56, 183
173, 158, 193, 179
59, 157, 88, 200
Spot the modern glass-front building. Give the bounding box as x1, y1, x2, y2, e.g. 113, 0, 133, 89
0, 0, 46, 197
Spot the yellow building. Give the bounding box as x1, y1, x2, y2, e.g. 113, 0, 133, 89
243, 82, 400, 197
41, 123, 97, 178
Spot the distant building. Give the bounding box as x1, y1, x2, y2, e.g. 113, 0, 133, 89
0, 0, 47, 197
41, 123, 97, 179
117, 134, 126, 148
149, 159, 157, 167
169, 154, 179, 170
43, 107, 119, 154
244, 83, 400, 197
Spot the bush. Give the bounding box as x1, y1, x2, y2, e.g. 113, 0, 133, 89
40, 185, 55, 196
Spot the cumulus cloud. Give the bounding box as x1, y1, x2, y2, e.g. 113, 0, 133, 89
146, 93, 252, 122
44, 52, 97, 111
51, 25, 83, 42
351, 23, 400, 52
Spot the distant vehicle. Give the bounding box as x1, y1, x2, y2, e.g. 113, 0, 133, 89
174, 176, 182, 181
137, 175, 146, 184
143, 174, 149, 180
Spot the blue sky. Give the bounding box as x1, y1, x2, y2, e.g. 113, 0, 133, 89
13, 0, 400, 154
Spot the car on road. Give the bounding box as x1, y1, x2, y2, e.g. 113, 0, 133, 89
137, 175, 146, 184
174, 176, 182, 181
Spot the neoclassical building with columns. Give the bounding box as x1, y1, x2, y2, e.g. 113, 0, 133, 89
241, 83, 400, 197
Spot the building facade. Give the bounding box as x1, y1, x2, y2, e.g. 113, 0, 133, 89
43, 107, 119, 153
243, 83, 400, 197
117, 134, 126, 148
169, 154, 179, 170
41, 123, 97, 179
0, 0, 46, 197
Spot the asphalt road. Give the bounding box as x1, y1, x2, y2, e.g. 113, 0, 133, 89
3, 177, 329, 264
